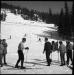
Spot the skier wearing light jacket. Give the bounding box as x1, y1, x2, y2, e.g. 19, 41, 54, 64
15, 38, 29, 69
59, 41, 66, 66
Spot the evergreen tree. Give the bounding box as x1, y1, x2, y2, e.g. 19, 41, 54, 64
58, 8, 64, 36
64, 1, 71, 39
49, 8, 52, 16
30, 9, 35, 20
71, 1, 74, 36
21, 8, 29, 15
47, 8, 53, 23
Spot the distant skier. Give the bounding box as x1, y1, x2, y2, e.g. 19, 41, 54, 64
15, 38, 29, 69
38, 38, 41, 42
43, 37, 52, 66
24, 33, 27, 38
10, 35, 11, 39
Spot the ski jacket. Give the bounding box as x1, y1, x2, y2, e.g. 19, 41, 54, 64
0, 44, 4, 54
44, 41, 52, 53
18, 41, 28, 52
2, 42, 8, 54
66, 43, 73, 51
59, 44, 66, 53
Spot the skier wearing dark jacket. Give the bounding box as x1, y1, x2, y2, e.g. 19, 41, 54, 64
43, 38, 52, 66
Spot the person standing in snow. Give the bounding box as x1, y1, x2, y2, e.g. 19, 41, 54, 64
0, 39, 4, 67
72, 41, 74, 74
55, 41, 59, 51
15, 38, 29, 69
38, 38, 41, 42
43, 37, 52, 66
10, 35, 11, 39
51, 41, 56, 51
2, 39, 8, 65
59, 41, 66, 66
66, 41, 73, 66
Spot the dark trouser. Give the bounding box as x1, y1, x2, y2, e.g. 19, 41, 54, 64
60, 52, 65, 65
15, 50, 24, 67
46, 52, 51, 65
3, 54, 7, 64
72, 50, 74, 74
66, 50, 72, 65
0, 54, 3, 66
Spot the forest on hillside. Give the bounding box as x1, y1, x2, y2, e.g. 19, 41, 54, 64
1, 1, 74, 40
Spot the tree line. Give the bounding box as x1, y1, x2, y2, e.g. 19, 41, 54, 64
1, 1, 74, 40
58, 1, 74, 40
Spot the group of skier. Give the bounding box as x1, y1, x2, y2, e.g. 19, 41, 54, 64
43, 38, 74, 67
0, 37, 74, 72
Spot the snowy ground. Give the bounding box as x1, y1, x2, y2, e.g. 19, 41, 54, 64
0, 12, 72, 74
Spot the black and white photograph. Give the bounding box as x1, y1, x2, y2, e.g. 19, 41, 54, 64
0, 1, 74, 74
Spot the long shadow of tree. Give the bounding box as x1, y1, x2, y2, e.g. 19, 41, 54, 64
43, 30, 63, 41
36, 28, 66, 41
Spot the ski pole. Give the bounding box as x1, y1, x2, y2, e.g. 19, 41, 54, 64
50, 50, 52, 61
26, 50, 28, 62
25, 51, 27, 63
58, 51, 59, 63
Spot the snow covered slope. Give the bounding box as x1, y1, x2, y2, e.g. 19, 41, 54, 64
5, 11, 56, 28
